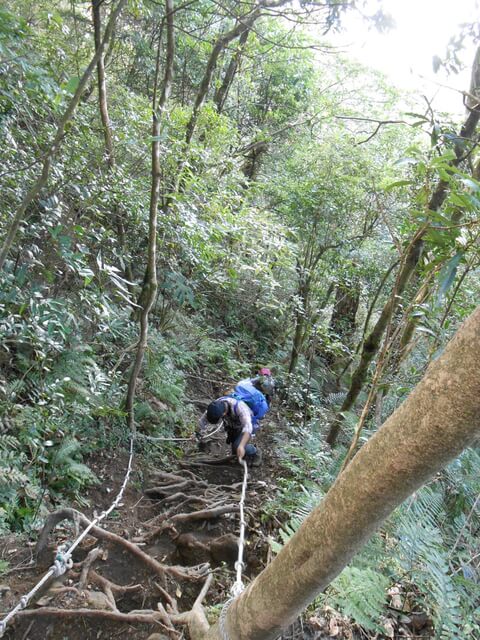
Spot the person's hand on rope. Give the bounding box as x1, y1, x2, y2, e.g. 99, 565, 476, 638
237, 443, 246, 462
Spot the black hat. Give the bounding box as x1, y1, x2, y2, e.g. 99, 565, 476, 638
206, 400, 226, 424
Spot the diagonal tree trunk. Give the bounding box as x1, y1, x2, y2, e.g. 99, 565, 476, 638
187, 306, 480, 640
184, 0, 288, 146
213, 27, 250, 114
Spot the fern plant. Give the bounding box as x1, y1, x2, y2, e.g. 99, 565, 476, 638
47, 437, 98, 496
321, 566, 389, 633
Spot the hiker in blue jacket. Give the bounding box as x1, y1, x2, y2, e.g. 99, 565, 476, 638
197, 373, 273, 465
242, 367, 276, 408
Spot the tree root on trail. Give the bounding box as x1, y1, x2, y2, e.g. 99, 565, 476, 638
78, 547, 103, 590
168, 573, 213, 639
180, 455, 236, 467
144, 471, 208, 498
15, 607, 179, 637
70, 566, 144, 611
145, 504, 240, 543
35, 508, 209, 581
168, 504, 239, 525
156, 492, 211, 507
24, 443, 265, 639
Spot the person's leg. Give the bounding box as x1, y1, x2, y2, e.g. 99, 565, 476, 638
231, 432, 257, 459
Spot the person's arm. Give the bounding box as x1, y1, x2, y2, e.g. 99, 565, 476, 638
236, 431, 250, 461
236, 401, 253, 459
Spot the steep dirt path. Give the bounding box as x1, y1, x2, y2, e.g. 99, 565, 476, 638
0, 419, 287, 640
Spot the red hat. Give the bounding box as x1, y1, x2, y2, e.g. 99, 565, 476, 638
258, 367, 271, 376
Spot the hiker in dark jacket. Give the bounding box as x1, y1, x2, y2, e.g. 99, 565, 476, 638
197, 396, 263, 465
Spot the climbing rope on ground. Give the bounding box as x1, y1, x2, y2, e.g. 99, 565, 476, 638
219, 457, 249, 640
0, 434, 136, 638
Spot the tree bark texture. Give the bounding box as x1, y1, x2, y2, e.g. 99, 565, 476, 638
0, 0, 127, 271
204, 306, 480, 640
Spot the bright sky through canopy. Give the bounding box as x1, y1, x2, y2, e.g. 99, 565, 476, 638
330, 0, 479, 115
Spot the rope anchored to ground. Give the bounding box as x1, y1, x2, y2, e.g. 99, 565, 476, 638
219, 457, 249, 640
0, 434, 136, 638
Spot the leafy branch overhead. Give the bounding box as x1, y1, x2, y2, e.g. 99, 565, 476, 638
1, 1, 480, 639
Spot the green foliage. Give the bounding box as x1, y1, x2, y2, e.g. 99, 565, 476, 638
1, 4, 480, 638
324, 567, 389, 632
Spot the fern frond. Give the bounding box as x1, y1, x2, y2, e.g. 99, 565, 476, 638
324, 566, 389, 632
52, 437, 81, 465
0, 434, 20, 451
324, 391, 347, 406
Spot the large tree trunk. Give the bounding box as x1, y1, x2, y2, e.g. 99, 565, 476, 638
199, 306, 480, 640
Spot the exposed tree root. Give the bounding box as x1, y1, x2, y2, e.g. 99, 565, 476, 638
180, 456, 236, 467
169, 574, 213, 639
35, 508, 209, 581
15, 607, 176, 634
78, 547, 103, 590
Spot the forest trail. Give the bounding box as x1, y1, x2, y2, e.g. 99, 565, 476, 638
1, 412, 311, 640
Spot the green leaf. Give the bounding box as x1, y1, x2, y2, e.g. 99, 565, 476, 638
417, 325, 437, 337
63, 76, 80, 95
383, 179, 412, 192
436, 252, 463, 304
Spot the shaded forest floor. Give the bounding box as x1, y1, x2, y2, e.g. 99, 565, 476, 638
0, 379, 435, 640
1, 411, 332, 640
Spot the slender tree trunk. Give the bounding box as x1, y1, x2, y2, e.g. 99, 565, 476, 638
214, 27, 250, 114
288, 274, 311, 375
327, 234, 423, 444
92, 0, 134, 289
324, 275, 360, 371
0, 0, 127, 272
329, 278, 360, 345
125, 0, 174, 428
184, 0, 288, 146
328, 45, 480, 445
185, 19, 254, 146
194, 306, 480, 640
288, 312, 306, 375
327, 60, 480, 445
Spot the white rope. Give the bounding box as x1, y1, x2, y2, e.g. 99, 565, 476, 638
219, 457, 249, 640
233, 458, 248, 597
200, 422, 225, 440
0, 434, 135, 638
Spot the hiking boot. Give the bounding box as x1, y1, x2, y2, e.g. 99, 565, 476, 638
250, 449, 263, 467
